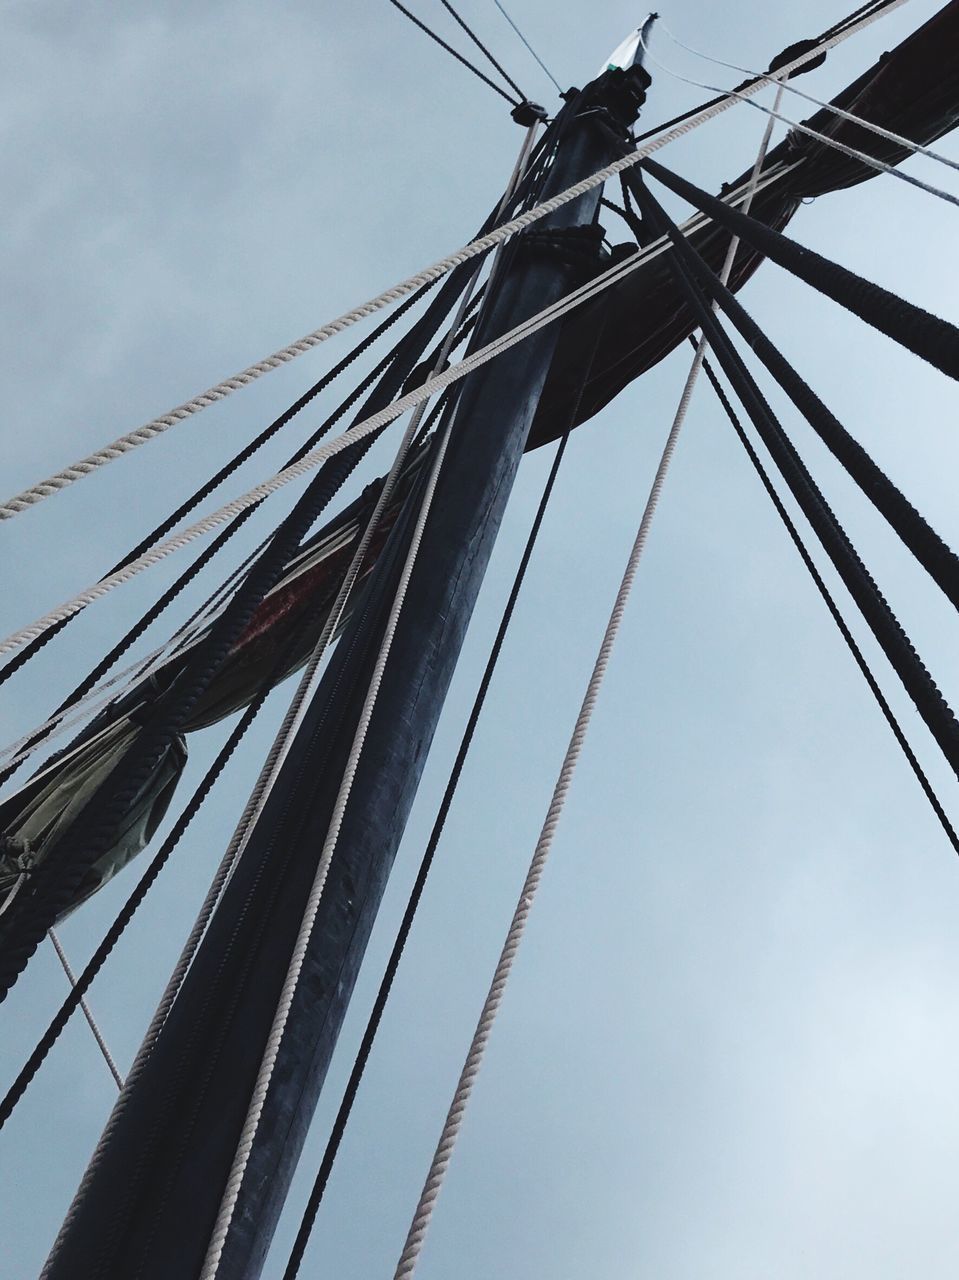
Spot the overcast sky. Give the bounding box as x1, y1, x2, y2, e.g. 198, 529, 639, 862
3, 1, 959, 1277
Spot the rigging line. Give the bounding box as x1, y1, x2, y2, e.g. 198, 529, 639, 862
642, 164, 959, 618
439, 0, 528, 102
392, 352, 695, 1280
631, 0, 902, 147
0, 0, 908, 524
642, 159, 959, 385
491, 0, 563, 95
388, 78, 783, 1280
628, 172, 959, 779
199, 373, 458, 1280
197, 119, 540, 1279
696, 347, 959, 858
656, 19, 959, 178
0, 162, 803, 662
386, 0, 520, 104
47, 928, 123, 1090
638, 36, 959, 211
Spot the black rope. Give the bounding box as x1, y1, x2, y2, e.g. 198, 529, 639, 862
0, 315, 426, 793
386, 0, 521, 105
282, 428, 573, 1279
0, 284, 437, 696
644, 159, 959, 384
697, 344, 959, 857
632, 0, 900, 146
625, 170, 959, 780
639, 162, 959, 617
438, 0, 528, 102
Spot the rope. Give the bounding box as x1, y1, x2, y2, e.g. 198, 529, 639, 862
439, 0, 527, 102
392, 363, 692, 1279
629, 172, 959, 780
638, 38, 959, 211
386, 0, 520, 105
644, 157, 959, 381
0, 163, 808, 663
199, 374, 457, 1280
643, 160, 959, 614
656, 17, 959, 178
697, 348, 959, 858
0, 0, 909, 524
47, 929, 123, 1090
491, 0, 563, 94
387, 79, 783, 1279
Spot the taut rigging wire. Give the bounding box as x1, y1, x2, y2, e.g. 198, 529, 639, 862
654, 18, 959, 178
491, 0, 563, 95
640, 162, 959, 615
385, 0, 522, 105
626, 171, 959, 780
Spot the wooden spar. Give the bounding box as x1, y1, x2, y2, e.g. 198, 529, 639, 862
44, 62, 649, 1280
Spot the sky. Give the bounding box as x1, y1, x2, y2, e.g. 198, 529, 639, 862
2, 0, 959, 1276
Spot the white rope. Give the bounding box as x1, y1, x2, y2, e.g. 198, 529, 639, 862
639, 37, 959, 210
656, 17, 959, 178
0, 162, 799, 664
199, 376, 457, 1280
0, 0, 910, 523
389, 85, 783, 1280
47, 929, 123, 1090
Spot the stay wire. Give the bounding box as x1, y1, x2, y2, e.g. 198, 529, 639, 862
637, 38, 959, 211
696, 345, 959, 857
655, 18, 959, 178
640, 159, 959, 616
386, 0, 521, 105
491, 0, 563, 95
631, 0, 905, 146
439, 0, 528, 102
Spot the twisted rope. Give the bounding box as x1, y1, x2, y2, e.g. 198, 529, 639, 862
0, 0, 909, 522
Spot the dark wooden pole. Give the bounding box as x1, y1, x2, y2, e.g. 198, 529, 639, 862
45, 65, 648, 1280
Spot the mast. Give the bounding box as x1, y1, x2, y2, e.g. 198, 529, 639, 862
44, 50, 651, 1280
